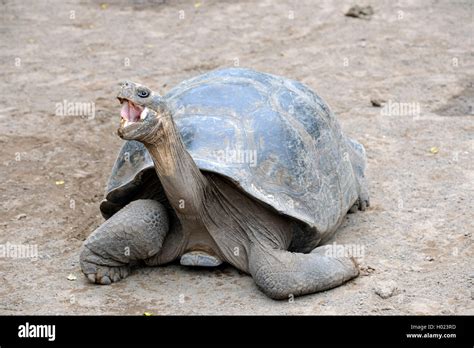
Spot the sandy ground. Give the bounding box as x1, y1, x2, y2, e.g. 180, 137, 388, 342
0, 0, 472, 315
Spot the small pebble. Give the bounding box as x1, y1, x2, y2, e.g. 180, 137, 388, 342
16, 213, 27, 220
345, 5, 374, 19
370, 98, 386, 107
374, 281, 398, 299
67, 274, 77, 281
360, 265, 376, 276
381, 306, 394, 311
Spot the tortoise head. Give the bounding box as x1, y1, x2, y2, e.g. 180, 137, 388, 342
116, 81, 169, 143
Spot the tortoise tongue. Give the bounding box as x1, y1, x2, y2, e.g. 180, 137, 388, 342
121, 101, 143, 123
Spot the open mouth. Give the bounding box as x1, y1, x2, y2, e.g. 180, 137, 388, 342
119, 98, 148, 128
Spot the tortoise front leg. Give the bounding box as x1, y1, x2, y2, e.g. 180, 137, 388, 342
249, 245, 359, 300
80, 199, 169, 285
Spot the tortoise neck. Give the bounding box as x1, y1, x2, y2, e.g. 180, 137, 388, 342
144, 116, 208, 216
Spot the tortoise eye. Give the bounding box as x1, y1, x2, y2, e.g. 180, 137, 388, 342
137, 88, 150, 98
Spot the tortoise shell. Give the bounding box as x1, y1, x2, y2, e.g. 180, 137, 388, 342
101, 68, 360, 242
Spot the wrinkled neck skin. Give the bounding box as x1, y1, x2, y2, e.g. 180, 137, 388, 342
142, 107, 208, 217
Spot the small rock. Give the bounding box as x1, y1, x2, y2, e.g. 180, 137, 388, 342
374, 281, 398, 299
425, 256, 434, 262
410, 301, 437, 315
345, 5, 374, 20
381, 306, 394, 311
16, 213, 27, 220
360, 265, 376, 276
67, 274, 77, 281
72, 169, 91, 179
370, 98, 386, 107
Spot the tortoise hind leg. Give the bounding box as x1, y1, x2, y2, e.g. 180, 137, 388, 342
249, 245, 359, 300
346, 137, 370, 211
80, 199, 169, 285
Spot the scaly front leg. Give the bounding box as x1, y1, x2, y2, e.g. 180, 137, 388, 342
80, 199, 169, 284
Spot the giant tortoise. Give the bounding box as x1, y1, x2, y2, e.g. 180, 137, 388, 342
80, 68, 369, 299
